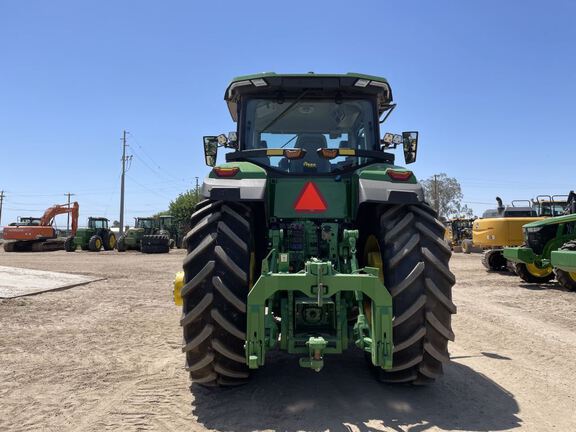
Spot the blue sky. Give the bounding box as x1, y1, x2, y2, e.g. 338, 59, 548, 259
1, 1, 574, 227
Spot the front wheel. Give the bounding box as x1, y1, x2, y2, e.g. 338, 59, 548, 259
88, 235, 103, 252
555, 240, 576, 291
514, 262, 554, 283
361, 204, 456, 384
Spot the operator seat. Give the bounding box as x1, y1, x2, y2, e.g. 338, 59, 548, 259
251, 140, 270, 166
289, 134, 331, 173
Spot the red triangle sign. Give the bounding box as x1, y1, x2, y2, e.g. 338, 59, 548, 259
294, 182, 327, 212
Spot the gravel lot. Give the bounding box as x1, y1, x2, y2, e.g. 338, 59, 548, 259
1, 249, 575, 431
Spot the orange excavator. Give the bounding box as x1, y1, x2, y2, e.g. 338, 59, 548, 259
3, 202, 79, 252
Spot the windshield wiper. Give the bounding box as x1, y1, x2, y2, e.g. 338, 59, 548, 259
259, 89, 309, 132
280, 135, 298, 148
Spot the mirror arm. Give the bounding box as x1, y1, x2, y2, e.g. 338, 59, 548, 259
379, 104, 396, 124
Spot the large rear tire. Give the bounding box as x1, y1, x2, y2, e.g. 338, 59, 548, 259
103, 231, 116, 251
363, 204, 456, 384
555, 240, 576, 291
64, 236, 76, 252
181, 200, 252, 387
117, 235, 126, 252
141, 235, 170, 254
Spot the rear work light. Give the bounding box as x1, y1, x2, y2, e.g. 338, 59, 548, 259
318, 148, 339, 159
213, 167, 240, 177
284, 149, 305, 159
387, 169, 413, 181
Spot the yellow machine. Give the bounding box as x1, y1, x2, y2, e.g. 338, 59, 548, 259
445, 218, 477, 253
474, 196, 567, 271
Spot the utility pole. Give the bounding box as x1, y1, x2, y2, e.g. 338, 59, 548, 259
433, 174, 439, 214
195, 176, 199, 202
119, 130, 129, 235
0, 190, 4, 226
64, 192, 75, 233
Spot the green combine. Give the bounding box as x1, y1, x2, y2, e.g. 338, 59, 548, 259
504, 191, 576, 289
174, 72, 456, 387
65, 217, 116, 252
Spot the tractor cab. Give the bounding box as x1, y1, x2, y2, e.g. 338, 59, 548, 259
203, 73, 418, 176
134, 217, 157, 235
158, 215, 173, 230
88, 217, 109, 230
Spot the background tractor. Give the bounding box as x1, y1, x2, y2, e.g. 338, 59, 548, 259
117, 217, 170, 253
473, 196, 567, 271
158, 215, 182, 248
174, 72, 455, 388
65, 217, 116, 252
551, 240, 576, 291
504, 191, 576, 287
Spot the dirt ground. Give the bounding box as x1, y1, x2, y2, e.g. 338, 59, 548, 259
1, 249, 575, 432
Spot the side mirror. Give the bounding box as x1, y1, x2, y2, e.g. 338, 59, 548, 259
203, 136, 219, 167
402, 131, 418, 164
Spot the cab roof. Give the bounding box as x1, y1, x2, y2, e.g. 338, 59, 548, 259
224, 72, 393, 122
523, 212, 576, 228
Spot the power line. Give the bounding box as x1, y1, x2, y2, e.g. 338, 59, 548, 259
128, 133, 188, 184
126, 174, 172, 200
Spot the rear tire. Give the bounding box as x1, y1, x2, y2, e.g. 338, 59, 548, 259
364, 204, 456, 384
88, 235, 102, 252
514, 262, 554, 283
181, 200, 252, 387
103, 231, 116, 251
555, 240, 576, 291
141, 235, 170, 254
117, 235, 126, 252
64, 236, 76, 252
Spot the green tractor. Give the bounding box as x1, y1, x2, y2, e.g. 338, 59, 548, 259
65, 217, 116, 252
117, 217, 170, 253
173, 72, 456, 387
504, 191, 576, 287
158, 215, 182, 248
551, 240, 576, 291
